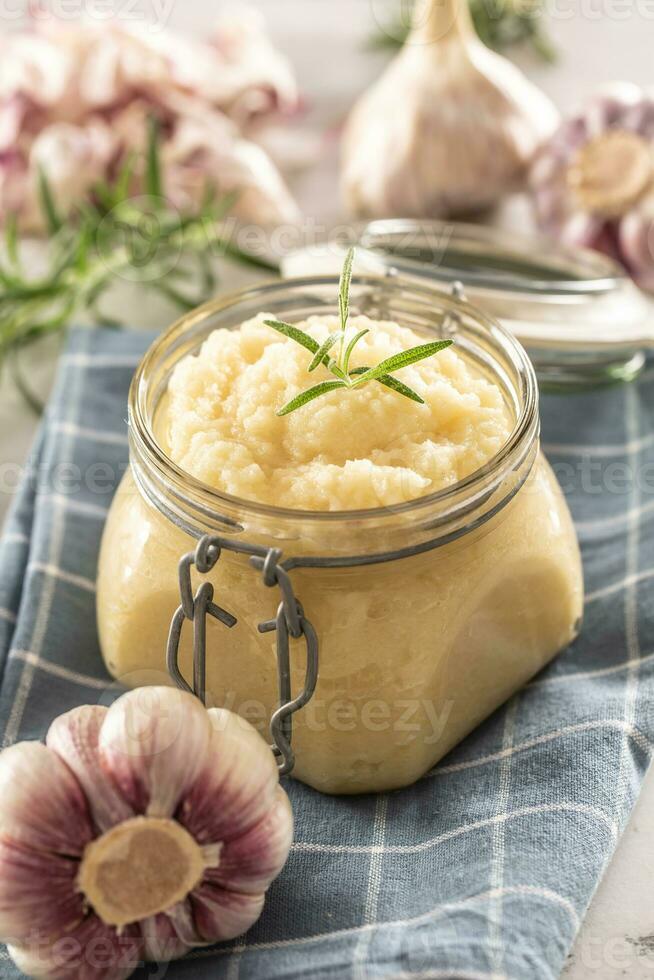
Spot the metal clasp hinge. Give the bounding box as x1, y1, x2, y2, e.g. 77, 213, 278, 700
166, 534, 319, 776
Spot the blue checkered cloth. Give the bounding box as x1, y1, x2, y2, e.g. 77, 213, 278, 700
1, 327, 654, 980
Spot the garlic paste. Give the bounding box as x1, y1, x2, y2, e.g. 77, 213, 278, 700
97, 313, 583, 794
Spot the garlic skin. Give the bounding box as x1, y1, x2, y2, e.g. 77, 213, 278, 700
0, 688, 293, 979
341, 0, 559, 218
530, 82, 654, 290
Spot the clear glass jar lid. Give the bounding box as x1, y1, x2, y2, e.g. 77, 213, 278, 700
281, 219, 654, 387
356, 219, 652, 351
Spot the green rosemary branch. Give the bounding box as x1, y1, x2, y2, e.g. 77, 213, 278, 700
265, 248, 453, 416
368, 0, 557, 61
0, 118, 278, 409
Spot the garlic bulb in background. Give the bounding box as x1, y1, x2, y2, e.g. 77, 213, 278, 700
0, 688, 292, 979
0, 13, 302, 231
341, 0, 559, 218
530, 83, 654, 290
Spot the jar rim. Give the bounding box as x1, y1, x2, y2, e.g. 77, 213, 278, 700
357, 217, 624, 296
129, 273, 539, 535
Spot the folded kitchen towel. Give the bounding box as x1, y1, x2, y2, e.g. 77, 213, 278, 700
1, 327, 653, 980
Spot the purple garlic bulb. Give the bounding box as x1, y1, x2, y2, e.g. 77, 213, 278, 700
0, 688, 293, 979
530, 82, 654, 290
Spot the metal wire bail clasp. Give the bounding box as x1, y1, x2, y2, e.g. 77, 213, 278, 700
166, 534, 319, 776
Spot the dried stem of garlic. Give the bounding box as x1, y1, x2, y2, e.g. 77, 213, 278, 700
0, 688, 293, 979
341, 0, 559, 218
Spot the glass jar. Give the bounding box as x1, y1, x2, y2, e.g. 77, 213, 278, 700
96, 275, 584, 795
356, 219, 653, 389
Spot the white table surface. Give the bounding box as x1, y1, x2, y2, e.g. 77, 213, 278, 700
2, 3, 654, 976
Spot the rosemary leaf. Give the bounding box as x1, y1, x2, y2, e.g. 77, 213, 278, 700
327, 360, 350, 383
4, 214, 19, 269
37, 168, 63, 235
277, 380, 347, 417
8, 346, 45, 415
265, 248, 454, 416
152, 280, 202, 311
212, 237, 279, 272
92, 181, 118, 213
338, 246, 355, 332
210, 188, 241, 221
114, 151, 137, 205
352, 340, 453, 386
264, 319, 320, 356
349, 366, 424, 404
342, 327, 369, 375
309, 332, 341, 372
0, 121, 280, 409
199, 250, 216, 296
146, 115, 163, 201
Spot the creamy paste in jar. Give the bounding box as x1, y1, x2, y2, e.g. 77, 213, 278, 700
163, 313, 513, 508
97, 313, 583, 794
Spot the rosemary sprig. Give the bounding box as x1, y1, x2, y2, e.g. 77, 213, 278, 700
0, 117, 278, 409
265, 248, 453, 416
369, 0, 556, 61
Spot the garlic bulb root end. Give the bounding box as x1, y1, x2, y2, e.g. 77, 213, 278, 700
77, 816, 215, 929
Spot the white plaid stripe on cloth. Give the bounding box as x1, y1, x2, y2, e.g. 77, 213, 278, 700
0, 328, 653, 980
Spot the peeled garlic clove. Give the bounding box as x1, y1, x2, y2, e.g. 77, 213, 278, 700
341, 0, 559, 219
178, 707, 279, 845
46, 706, 133, 834
205, 786, 293, 895
0, 742, 93, 855
7, 918, 142, 980
0, 839, 83, 941
98, 686, 212, 817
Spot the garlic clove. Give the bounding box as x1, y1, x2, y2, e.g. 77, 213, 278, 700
46, 706, 134, 834
619, 206, 654, 290
341, 0, 559, 219
559, 212, 604, 250
584, 82, 645, 135
190, 786, 292, 944
0, 838, 84, 941
205, 785, 293, 896
191, 881, 266, 944
7, 918, 142, 980
98, 687, 213, 818
159, 900, 204, 948
0, 742, 93, 855
178, 707, 279, 846
140, 911, 195, 963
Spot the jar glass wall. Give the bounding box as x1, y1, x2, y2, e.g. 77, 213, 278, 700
97, 276, 584, 795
